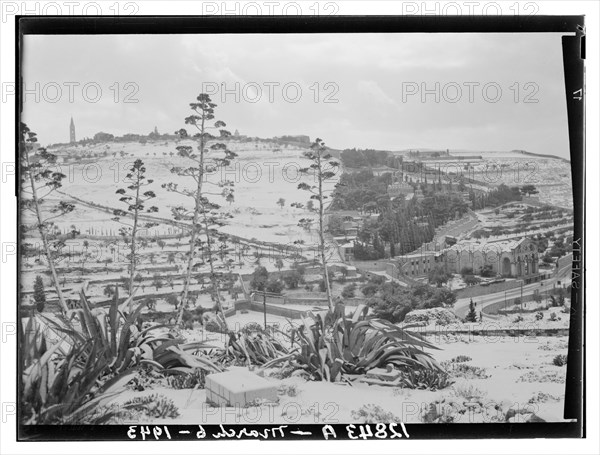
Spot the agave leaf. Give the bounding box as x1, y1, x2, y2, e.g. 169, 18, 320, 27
39, 314, 83, 347
368, 322, 440, 351
300, 316, 316, 348
352, 304, 367, 323
78, 289, 99, 340
64, 344, 106, 406
413, 353, 441, 371
37, 403, 67, 423
95, 311, 111, 354
262, 352, 297, 369
49, 357, 70, 401
140, 343, 153, 360
71, 360, 109, 407
23, 333, 67, 393
318, 347, 329, 379
109, 285, 119, 353
98, 369, 138, 395
153, 338, 185, 357
180, 341, 219, 351
140, 359, 165, 370
161, 366, 194, 375
358, 333, 386, 358
348, 320, 371, 349
330, 360, 342, 382
62, 389, 124, 424
137, 323, 172, 338
113, 318, 135, 371
143, 335, 178, 347
379, 348, 434, 370
118, 289, 137, 314
80, 336, 102, 381
117, 348, 135, 373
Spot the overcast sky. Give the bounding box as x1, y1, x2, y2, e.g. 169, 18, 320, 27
23, 32, 570, 158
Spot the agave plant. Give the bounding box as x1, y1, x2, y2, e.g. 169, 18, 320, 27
290, 304, 443, 383
21, 285, 222, 424
21, 314, 138, 424
214, 324, 290, 367
47, 286, 222, 374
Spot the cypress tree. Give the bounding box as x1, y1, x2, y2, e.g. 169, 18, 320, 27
466, 298, 478, 322
33, 275, 46, 312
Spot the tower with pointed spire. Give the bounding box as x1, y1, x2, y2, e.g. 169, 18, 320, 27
69, 117, 76, 143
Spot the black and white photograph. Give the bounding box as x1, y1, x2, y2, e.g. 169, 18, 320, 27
1, 4, 595, 450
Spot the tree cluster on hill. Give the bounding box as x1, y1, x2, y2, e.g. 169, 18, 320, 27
331, 167, 470, 259
330, 170, 392, 211
351, 195, 467, 260
51, 130, 182, 148
276, 135, 310, 144
547, 235, 572, 259
365, 279, 456, 323
340, 148, 399, 169
419, 193, 468, 226
469, 184, 523, 209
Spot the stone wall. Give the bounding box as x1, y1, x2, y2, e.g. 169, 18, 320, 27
250, 293, 286, 305
235, 300, 306, 319
250, 292, 363, 307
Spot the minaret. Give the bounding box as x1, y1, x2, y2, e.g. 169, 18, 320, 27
70, 117, 76, 143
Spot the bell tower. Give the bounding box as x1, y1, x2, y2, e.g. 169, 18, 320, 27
70, 116, 76, 143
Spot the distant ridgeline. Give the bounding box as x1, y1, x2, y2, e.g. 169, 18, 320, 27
48, 129, 179, 148
513, 149, 570, 163
275, 134, 310, 144
48, 129, 314, 149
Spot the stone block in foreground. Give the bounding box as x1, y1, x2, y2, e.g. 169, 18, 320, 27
205, 367, 278, 407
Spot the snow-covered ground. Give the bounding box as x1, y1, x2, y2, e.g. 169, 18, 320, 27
104, 334, 570, 424
33, 140, 340, 247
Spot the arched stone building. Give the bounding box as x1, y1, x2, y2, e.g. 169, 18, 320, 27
442, 237, 539, 278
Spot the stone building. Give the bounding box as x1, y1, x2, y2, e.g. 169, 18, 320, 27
442, 237, 539, 278
385, 237, 540, 280
388, 251, 442, 277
